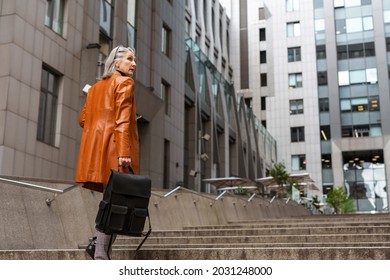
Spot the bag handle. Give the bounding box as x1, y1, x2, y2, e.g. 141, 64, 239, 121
117, 164, 135, 174
133, 211, 152, 259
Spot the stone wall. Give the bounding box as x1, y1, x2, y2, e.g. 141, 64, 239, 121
0, 177, 311, 250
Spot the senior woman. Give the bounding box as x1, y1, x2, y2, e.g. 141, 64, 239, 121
75, 45, 139, 260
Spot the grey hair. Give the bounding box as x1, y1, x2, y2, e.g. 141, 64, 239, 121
100, 45, 136, 79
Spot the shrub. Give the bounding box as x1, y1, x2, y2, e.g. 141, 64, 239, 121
326, 187, 355, 214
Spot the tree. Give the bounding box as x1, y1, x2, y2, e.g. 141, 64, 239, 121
269, 161, 291, 197
270, 161, 289, 188
326, 187, 355, 214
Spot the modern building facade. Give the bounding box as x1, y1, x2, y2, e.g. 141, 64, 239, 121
0, 0, 276, 193
223, 0, 390, 212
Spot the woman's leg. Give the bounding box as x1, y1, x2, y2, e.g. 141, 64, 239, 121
94, 231, 117, 260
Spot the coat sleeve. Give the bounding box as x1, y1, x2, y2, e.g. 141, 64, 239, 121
114, 78, 134, 157
79, 103, 86, 128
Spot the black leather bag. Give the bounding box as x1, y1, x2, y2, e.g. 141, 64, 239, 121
95, 167, 152, 250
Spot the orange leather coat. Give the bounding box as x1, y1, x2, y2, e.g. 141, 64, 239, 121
75, 71, 139, 192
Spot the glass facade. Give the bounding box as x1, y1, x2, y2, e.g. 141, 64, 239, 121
312, 0, 388, 212
343, 150, 387, 211
184, 37, 277, 187
334, 2, 382, 139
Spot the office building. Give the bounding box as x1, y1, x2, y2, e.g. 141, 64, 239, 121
223, 0, 390, 212
0, 0, 276, 193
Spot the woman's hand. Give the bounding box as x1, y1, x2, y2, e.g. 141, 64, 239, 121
118, 156, 132, 167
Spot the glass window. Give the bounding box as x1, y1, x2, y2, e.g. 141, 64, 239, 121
363, 16, 373, 31
337, 45, 348, 59
260, 51, 267, 64
350, 70, 366, 84
338, 71, 349, 86
384, 11, 390, 24
287, 22, 300, 37
341, 99, 352, 112
100, 0, 113, 37
346, 18, 363, 33
315, 19, 325, 33
369, 97, 380, 111
260, 73, 267, 87
288, 47, 301, 62
161, 80, 171, 115
244, 97, 252, 108
203, 0, 207, 31
286, 0, 299, 12
290, 99, 304, 115
351, 98, 368, 112
127, 23, 136, 50
259, 28, 266, 41
364, 42, 375, 57
318, 71, 328, 86
319, 98, 329, 112
162, 24, 171, 57
317, 45, 326, 59
45, 0, 65, 35
348, 43, 364, 58
259, 8, 265, 20
346, 17, 373, 33
291, 126, 305, 142
127, 0, 136, 26
261, 96, 266, 110
386, 37, 390, 52
354, 125, 370, 137
37, 66, 60, 146
342, 126, 353, 137
320, 126, 331, 141
335, 19, 346, 34
321, 154, 332, 168
345, 0, 361, 7
289, 73, 303, 88
292, 154, 306, 171
127, 0, 137, 49
366, 68, 378, 84
370, 124, 382, 136
314, 0, 324, 9
334, 0, 344, 8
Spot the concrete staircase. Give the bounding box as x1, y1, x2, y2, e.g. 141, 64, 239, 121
118, 213, 390, 260
2, 213, 390, 260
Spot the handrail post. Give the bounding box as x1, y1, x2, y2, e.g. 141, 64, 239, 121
164, 186, 182, 197
248, 193, 256, 202
46, 194, 58, 206
215, 190, 227, 201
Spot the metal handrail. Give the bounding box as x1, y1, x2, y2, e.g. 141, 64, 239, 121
0, 176, 80, 206
163, 186, 215, 200
215, 190, 227, 201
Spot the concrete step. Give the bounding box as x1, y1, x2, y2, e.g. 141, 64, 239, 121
112, 233, 390, 245
184, 221, 390, 229
3, 246, 390, 260
228, 215, 390, 224
3, 214, 390, 260
131, 247, 390, 260
109, 241, 390, 249
133, 226, 390, 237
